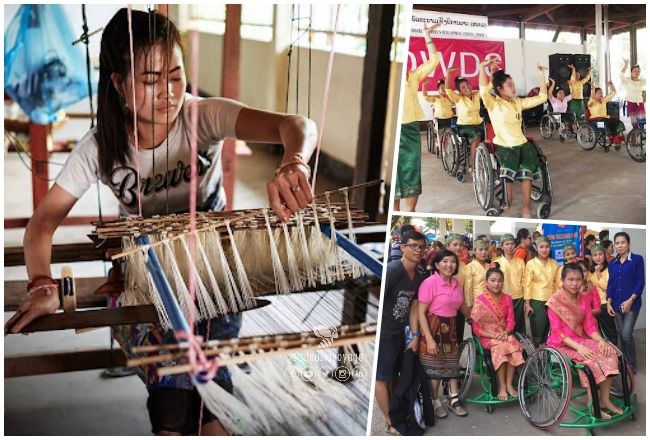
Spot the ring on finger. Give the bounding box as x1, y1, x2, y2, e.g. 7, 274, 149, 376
291, 185, 301, 193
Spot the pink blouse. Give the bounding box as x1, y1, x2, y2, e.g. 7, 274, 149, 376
547, 293, 599, 348
418, 272, 464, 318
471, 293, 516, 349
581, 286, 600, 314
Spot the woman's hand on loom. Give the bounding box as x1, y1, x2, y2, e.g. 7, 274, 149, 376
267, 163, 313, 222
5, 284, 60, 335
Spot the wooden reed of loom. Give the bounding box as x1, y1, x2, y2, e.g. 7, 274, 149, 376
91, 181, 382, 330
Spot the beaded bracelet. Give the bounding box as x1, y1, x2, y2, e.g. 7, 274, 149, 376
275, 159, 311, 178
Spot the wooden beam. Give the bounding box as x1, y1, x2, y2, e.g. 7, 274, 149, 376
5, 348, 127, 378
5, 215, 118, 229
221, 5, 241, 211
5, 243, 109, 267
353, 5, 394, 222
8, 300, 271, 333
28, 123, 52, 210
4, 277, 109, 311
552, 27, 562, 42
523, 5, 563, 22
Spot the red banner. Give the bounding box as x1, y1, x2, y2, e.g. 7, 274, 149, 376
407, 37, 506, 90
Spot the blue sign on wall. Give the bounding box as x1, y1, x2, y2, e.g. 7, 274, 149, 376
541, 224, 582, 264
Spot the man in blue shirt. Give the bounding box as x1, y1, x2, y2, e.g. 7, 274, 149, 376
606, 232, 645, 373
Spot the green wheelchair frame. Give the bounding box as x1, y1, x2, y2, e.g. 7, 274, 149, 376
458, 332, 535, 413
517, 343, 636, 435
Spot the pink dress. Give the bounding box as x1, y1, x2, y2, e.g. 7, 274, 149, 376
471, 292, 524, 370
546, 290, 619, 387
581, 285, 601, 315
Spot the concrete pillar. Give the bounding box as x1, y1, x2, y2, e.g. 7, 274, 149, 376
439, 218, 448, 238
473, 220, 492, 239
595, 5, 605, 89
630, 23, 638, 66
603, 5, 610, 88
452, 218, 466, 234
519, 19, 525, 40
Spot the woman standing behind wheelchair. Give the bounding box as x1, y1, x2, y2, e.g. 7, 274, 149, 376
620, 59, 646, 129
587, 81, 626, 149
546, 263, 623, 419
463, 239, 491, 312
478, 57, 548, 219
471, 264, 525, 402
445, 67, 484, 172
417, 250, 472, 418
588, 244, 618, 343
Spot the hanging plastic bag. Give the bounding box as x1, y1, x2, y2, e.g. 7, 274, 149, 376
4, 5, 97, 124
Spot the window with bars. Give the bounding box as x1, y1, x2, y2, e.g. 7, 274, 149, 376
181, 4, 274, 42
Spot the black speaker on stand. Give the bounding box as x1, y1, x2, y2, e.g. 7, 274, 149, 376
572, 54, 592, 98
549, 53, 573, 94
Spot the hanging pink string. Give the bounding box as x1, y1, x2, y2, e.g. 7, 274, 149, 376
127, 5, 143, 217
187, 27, 200, 330
310, 5, 340, 193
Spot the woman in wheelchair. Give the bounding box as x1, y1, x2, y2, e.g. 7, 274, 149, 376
568, 63, 592, 123
423, 79, 455, 130
470, 264, 525, 401
547, 78, 575, 132
587, 81, 625, 148
546, 263, 623, 419
417, 250, 472, 417
445, 67, 484, 172
478, 58, 548, 219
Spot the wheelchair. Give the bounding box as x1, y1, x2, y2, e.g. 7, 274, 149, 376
517, 341, 636, 435
472, 127, 553, 219
458, 332, 535, 414
577, 107, 626, 153
625, 117, 646, 162
539, 108, 576, 142
439, 120, 481, 183
426, 117, 456, 158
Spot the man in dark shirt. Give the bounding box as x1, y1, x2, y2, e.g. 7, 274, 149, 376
375, 230, 428, 434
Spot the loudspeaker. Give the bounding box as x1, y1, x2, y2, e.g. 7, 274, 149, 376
549, 53, 573, 94
572, 54, 592, 98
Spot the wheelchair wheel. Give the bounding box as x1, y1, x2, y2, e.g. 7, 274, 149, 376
626, 128, 645, 162
537, 201, 551, 219
472, 143, 494, 211
427, 120, 437, 154
456, 170, 465, 182
577, 124, 597, 150
539, 114, 555, 139
458, 338, 476, 401
515, 332, 536, 358
609, 345, 636, 399
518, 347, 572, 429
440, 130, 458, 175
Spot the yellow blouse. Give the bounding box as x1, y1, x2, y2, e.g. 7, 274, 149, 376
480, 84, 547, 146
463, 259, 489, 307
454, 260, 467, 295
445, 89, 483, 125
424, 94, 455, 119
495, 255, 526, 300
589, 268, 609, 305
587, 92, 616, 118
524, 257, 560, 302
619, 74, 646, 103
569, 71, 591, 99
402, 54, 439, 124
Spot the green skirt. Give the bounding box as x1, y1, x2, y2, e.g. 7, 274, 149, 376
395, 121, 422, 199
568, 99, 585, 122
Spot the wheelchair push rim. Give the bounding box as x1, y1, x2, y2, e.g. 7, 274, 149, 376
518, 346, 572, 429
577, 124, 597, 150
626, 128, 645, 162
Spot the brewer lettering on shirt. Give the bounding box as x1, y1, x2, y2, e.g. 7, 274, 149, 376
109, 152, 212, 207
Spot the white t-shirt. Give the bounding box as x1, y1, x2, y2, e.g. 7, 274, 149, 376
56, 94, 245, 216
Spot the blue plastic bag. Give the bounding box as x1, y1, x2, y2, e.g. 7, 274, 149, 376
4, 5, 97, 124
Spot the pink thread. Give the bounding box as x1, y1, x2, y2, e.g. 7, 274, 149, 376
127, 6, 143, 217
310, 5, 340, 193
176, 331, 220, 382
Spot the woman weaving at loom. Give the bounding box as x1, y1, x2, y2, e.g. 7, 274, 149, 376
5, 9, 317, 435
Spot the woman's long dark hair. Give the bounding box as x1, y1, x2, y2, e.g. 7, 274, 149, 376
95, 8, 182, 180
492, 70, 512, 98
